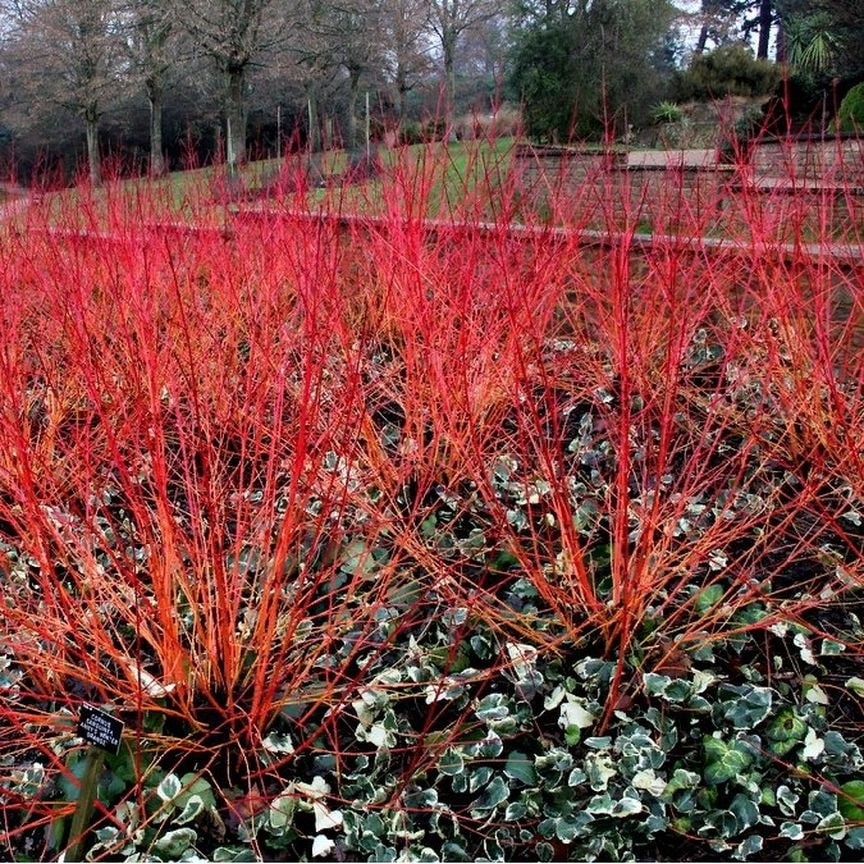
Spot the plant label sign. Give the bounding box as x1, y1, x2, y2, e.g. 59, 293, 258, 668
77, 705, 124, 755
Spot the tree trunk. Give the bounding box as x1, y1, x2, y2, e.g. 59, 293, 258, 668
345, 67, 362, 154
774, 16, 787, 63
442, 30, 457, 134
225, 66, 247, 167
756, 0, 773, 60
147, 78, 165, 176
395, 63, 408, 123
84, 107, 101, 187
695, 24, 709, 55
307, 90, 321, 153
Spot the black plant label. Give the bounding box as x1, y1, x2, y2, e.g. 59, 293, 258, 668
77, 705, 125, 755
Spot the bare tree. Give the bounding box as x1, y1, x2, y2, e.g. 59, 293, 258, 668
427, 0, 496, 126
2, 0, 123, 185
293, 0, 384, 154
381, 0, 432, 124
121, 0, 183, 175
692, 0, 740, 54
180, 0, 282, 166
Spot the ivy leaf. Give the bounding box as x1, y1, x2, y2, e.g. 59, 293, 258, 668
839, 781, 864, 822
816, 812, 846, 840
475, 693, 511, 723
801, 728, 825, 761
174, 794, 206, 825
154, 827, 197, 856
730, 794, 759, 831
268, 793, 296, 831
846, 827, 864, 849
703, 737, 753, 784
504, 752, 536, 787
767, 709, 807, 755
213, 847, 258, 862
733, 835, 763, 860
845, 677, 864, 697
312, 835, 336, 858
720, 685, 773, 729
262, 731, 294, 755
555, 816, 585, 843
695, 584, 724, 615
438, 748, 464, 777
156, 773, 182, 804
177, 775, 216, 811
504, 802, 528, 821
470, 775, 510, 813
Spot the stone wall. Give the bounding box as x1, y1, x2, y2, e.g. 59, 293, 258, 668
513, 140, 864, 238
750, 135, 864, 184
512, 145, 734, 231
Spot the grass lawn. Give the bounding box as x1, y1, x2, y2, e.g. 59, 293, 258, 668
15, 139, 516, 232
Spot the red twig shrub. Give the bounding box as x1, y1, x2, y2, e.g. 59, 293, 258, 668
1, 138, 863, 860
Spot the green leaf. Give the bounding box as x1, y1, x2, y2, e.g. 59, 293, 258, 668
441, 842, 470, 862
154, 827, 197, 856
665, 768, 701, 796
721, 685, 773, 729
477, 731, 504, 759
777, 785, 800, 817
846, 827, 864, 849
821, 639, 845, 656
612, 797, 644, 817
555, 817, 582, 843
730, 794, 759, 831
504, 752, 536, 786
665, 679, 693, 702
174, 794, 206, 825
261, 731, 294, 755
839, 781, 864, 822
403, 787, 439, 809
363, 812, 386, 837
817, 812, 847, 839
156, 773, 182, 804
340, 539, 376, 577
535, 841, 554, 862
438, 748, 464, 777
584, 752, 617, 791
567, 767, 588, 787
586, 793, 614, 815
695, 584, 724, 615
846, 677, 864, 696
468, 766, 493, 794
504, 802, 527, 821
767, 709, 807, 755
268, 793, 296, 831
213, 847, 258, 862
703, 737, 753, 784
808, 789, 839, 818
734, 835, 763, 860
643, 673, 672, 697
177, 775, 216, 811
475, 693, 511, 723
58, 755, 88, 803
470, 775, 510, 813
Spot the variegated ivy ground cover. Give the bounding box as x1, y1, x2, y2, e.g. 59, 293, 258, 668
6, 606, 864, 861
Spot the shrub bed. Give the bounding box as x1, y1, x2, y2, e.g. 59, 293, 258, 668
1, 147, 864, 861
